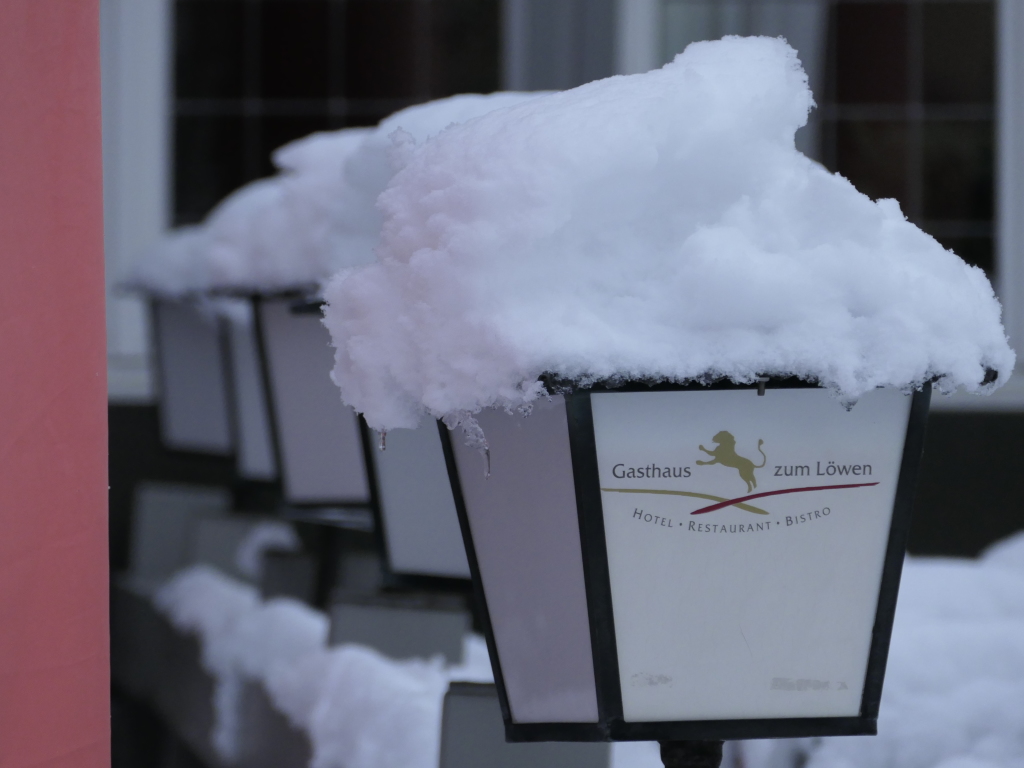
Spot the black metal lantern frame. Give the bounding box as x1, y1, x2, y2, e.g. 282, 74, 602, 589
248, 292, 472, 594
250, 292, 375, 517
439, 378, 931, 743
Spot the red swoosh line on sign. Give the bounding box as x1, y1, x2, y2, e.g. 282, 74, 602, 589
690, 482, 880, 515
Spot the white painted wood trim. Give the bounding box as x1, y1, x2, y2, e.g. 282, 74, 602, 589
615, 0, 662, 75
989, 0, 1024, 409
101, 0, 172, 402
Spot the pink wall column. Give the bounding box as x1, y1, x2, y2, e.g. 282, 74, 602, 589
0, 3, 110, 767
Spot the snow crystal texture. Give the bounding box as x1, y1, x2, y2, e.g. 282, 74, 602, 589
323, 36, 1014, 431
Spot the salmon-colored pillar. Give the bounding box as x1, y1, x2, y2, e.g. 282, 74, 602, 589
0, 3, 110, 767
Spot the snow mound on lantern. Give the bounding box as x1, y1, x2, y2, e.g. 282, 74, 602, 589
130, 128, 370, 296
133, 225, 211, 297
132, 93, 547, 296
322, 35, 1014, 431
195, 127, 373, 293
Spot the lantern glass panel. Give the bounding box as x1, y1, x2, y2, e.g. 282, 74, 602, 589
450, 397, 599, 724
226, 315, 277, 480
589, 387, 912, 722
258, 299, 369, 503
371, 424, 470, 579
153, 299, 233, 454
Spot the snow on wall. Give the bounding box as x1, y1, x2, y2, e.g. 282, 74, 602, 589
263, 646, 335, 732
153, 562, 496, 766
322, 36, 1014, 432
154, 565, 264, 760
154, 565, 326, 760
230, 598, 329, 682
154, 533, 1024, 768
306, 644, 450, 768
154, 564, 261, 678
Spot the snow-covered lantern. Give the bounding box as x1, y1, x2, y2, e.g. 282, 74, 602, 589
286, 94, 542, 579
134, 223, 274, 474
146, 97, 536, 581
322, 38, 1013, 760
438, 378, 929, 745
256, 296, 473, 575
132, 228, 235, 457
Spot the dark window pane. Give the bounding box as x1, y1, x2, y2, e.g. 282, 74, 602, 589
260, 115, 333, 176
933, 236, 993, 275
261, 1, 331, 98
343, 108, 405, 127
175, 0, 247, 98
834, 120, 909, 206
922, 121, 993, 220
923, 2, 994, 104
174, 115, 246, 224
344, 0, 420, 99
835, 2, 908, 104
428, 0, 500, 96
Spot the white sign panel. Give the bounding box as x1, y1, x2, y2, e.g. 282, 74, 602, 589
154, 300, 233, 454
372, 423, 470, 579
590, 388, 911, 722
259, 300, 369, 503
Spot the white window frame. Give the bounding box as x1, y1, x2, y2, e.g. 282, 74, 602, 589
100, 0, 172, 402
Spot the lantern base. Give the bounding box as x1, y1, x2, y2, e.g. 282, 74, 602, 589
659, 740, 723, 768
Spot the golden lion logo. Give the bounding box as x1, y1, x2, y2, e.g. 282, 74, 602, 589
697, 431, 766, 493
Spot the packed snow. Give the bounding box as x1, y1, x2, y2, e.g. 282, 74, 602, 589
154, 565, 263, 760
151, 530, 1024, 768
323, 36, 1013, 432
300, 634, 498, 768
154, 564, 261, 679
306, 644, 450, 768
153, 562, 498, 767
132, 94, 545, 297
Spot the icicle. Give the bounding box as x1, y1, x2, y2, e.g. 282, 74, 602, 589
379, 430, 387, 451
441, 410, 491, 476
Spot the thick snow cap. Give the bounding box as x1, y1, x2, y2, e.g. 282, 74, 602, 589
133, 128, 371, 296
132, 94, 545, 296
323, 36, 1014, 431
